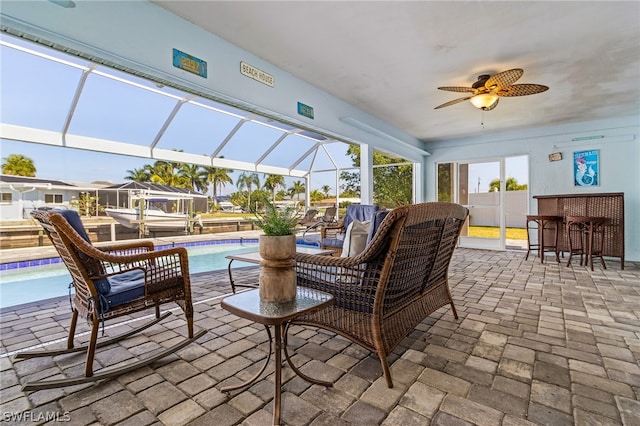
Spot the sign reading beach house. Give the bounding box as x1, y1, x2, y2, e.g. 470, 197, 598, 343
173, 49, 207, 78
240, 62, 274, 87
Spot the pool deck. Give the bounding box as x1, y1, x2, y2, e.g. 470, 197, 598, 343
1, 248, 639, 425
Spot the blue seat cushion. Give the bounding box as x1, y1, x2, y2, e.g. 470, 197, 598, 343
322, 238, 344, 248
100, 269, 146, 310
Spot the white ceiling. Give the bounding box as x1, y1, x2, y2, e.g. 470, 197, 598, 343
154, 1, 640, 144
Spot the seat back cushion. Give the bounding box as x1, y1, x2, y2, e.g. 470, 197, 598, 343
53, 209, 112, 295
341, 220, 371, 257
366, 210, 391, 245
343, 204, 379, 232
53, 209, 92, 242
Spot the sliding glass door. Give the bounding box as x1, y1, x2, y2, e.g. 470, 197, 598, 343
437, 156, 529, 250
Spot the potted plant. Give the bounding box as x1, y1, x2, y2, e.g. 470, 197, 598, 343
249, 202, 299, 302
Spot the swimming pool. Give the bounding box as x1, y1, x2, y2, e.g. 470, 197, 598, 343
0, 240, 269, 309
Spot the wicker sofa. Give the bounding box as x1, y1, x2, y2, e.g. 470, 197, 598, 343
294, 202, 468, 388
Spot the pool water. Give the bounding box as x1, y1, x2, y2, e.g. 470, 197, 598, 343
0, 242, 260, 309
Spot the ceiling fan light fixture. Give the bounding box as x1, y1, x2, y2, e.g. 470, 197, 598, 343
470, 93, 499, 110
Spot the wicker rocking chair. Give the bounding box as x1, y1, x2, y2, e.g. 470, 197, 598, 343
294, 202, 468, 388
16, 209, 206, 391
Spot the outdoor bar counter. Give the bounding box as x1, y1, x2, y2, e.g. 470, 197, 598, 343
533, 192, 625, 268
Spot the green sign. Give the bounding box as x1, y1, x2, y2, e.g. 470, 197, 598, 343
173, 49, 207, 78
571, 135, 604, 142
297, 102, 314, 119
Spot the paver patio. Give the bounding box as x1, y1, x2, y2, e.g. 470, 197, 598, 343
1, 248, 639, 425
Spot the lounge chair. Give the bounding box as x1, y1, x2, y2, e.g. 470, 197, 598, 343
318, 206, 337, 224
17, 209, 206, 391
294, 202, 468, 388
297, 208, 319, 226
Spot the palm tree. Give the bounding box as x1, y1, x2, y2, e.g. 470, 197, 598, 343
236, 172, 260, 210
124, 167, 150, 182
489, 177, 527, 192
179, 164, 208, 193
310, 189, 324, 203
203, 165, 233, 208
290, 180, 305, 206
2, 154, 36, 177
321, 184, 331, 199
147, 160, 188, 187
263, 174, 286, 203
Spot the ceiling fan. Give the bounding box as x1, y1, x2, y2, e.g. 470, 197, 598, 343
434, 68, 549, 111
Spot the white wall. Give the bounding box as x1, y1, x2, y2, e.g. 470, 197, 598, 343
424, 116, 640, 262
468, 191, 528, 228
0, 188, 77, 220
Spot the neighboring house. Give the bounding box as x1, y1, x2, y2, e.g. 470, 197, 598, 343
0, 174, 84, 220
0, 176, 209, 220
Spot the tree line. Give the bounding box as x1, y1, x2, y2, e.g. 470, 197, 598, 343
2, 147, 419, 211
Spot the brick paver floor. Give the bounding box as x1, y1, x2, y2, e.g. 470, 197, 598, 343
1, 248, 639, 425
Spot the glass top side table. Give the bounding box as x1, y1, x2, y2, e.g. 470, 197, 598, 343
220, 286, 334, 426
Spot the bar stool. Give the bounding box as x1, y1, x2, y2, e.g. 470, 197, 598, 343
566, 216, 607, 271
525, 215, 562, 263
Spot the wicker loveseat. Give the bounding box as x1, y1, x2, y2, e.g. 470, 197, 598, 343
294, 202, 468, 388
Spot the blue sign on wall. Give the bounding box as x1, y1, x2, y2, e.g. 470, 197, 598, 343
297, 102, 314, 119
173, 49, 207, 78
574, 149, 599, 187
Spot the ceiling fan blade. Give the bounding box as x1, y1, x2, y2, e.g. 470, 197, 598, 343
434, 96, 473, 109
437, 86, 475, 93
485, 68, 524, 91
497, 84, 549, 97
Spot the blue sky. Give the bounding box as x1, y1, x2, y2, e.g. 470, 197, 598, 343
1, 33, 527, 197
0, 33, 354, 195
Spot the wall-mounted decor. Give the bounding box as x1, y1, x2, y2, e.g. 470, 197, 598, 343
574, 149, 599, 187
173, 48, 207, 78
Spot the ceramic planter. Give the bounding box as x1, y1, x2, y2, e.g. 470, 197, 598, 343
258, 234, 296, 302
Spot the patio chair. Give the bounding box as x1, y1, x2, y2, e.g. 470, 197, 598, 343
318, 206, 337, 224
301, 206, 339, 244
297, 208, 319, 226
320, 204, 379, 255
16, 209, 206, 391
294, 202, 468, 388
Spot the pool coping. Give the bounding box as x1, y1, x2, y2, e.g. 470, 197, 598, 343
0, 229, 321, 271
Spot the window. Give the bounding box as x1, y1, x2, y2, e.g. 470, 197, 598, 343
45, 194, 63, 204
1, 192, 12, 203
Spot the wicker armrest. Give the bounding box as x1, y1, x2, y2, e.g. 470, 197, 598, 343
81, 241, 190, 283
98, 240, 155, 255
295, 251, 382, 311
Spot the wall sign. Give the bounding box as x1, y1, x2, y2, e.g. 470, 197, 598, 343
574, 149, 599, 187
240, 62, 274, 87
297, 102, 314, 119
173, 49, 207, 78
572, 135, 604, 142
